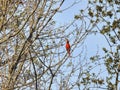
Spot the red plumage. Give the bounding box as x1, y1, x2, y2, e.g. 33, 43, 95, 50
66, 39, 70, 56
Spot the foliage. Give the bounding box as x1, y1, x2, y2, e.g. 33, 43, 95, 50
75, 0, 120, 89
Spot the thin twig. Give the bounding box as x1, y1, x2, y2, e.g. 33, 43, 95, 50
113, 30, 120, 41
29, 51, 38, 90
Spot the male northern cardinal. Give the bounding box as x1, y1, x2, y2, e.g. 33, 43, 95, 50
66, 39, 71, 56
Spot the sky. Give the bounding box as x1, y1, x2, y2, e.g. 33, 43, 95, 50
53, 0, 115, 89
54, 0, 109, 58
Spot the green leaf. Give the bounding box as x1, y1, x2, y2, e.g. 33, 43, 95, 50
103, 48, 108, 53
96, 5, 103, 12
117, 45, 120, 50
88, 9, 94, 17
107, 11, 113, 18
74, 15, 80, 19
110, 36, 116, 44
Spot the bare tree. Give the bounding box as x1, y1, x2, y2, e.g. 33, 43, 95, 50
0, 0, 92, 90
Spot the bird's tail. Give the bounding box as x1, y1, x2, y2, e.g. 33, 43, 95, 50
68, 50, 70, 57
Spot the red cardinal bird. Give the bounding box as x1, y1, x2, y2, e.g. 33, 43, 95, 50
66, 39, 71, 56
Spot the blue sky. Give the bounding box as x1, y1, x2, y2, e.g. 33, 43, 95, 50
53, 0, 113, 89
54, 0, 87, 25
54, 0, 109, 58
